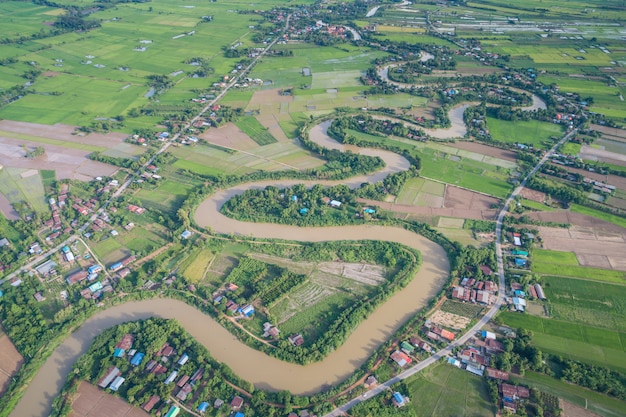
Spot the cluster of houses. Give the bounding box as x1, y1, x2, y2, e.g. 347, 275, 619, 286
390, 323, 456, 368
286, 410, 318, 417
446, 330, 505, 377
99, 334, 250, 416
95, 178, 120, 195
451, 276, 498, 306
108, 255, 136, 279
506, 282, 546, 312
44, 183, 70, 240
212, 284, 255, 318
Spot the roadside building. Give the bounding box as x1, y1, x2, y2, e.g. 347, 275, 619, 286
142, 395, 160, 412
390, 350, 412, 367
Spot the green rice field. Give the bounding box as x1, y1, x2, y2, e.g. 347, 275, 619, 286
235, 116, 277, 145
487, 118, 564, 149
500, 312, 626, 373
404, 362, 494, 417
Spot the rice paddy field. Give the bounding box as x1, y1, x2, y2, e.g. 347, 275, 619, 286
0, 168, 47, 213
0, 0, 279, 128
487, 118, 564, 149
500, 312, 626, 374
396, 177, 445, 206
403, 362, 494, 417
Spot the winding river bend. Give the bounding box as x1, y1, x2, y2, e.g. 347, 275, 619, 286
11, 122, 449, 417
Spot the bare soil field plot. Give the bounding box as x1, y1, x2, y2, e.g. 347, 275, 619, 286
519, 188, 548, 203
247, 88, 294, 111
199, 123, 259, 151
444, 186, 500, 211
0, 136, 118, 181
580, 145, 626, 167
317, 261, 387, 286
527, 212, 625, 234
537, 226, 626, 271
0, 192, 19, 220
560, 399, 603, 417
0, 120, 127, 148
69, 381, 149, 417
256, 113, 290, 142
590, 124, 626, 142
437, 217, 465, 228
447, 141, 518, 163
563, 166, 626, 194
429, 310, 470, 331
0, 333, 24, 397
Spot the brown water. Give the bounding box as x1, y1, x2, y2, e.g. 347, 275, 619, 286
11, 121, 449, 417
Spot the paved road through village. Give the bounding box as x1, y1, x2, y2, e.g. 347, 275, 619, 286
322, 127, 579, 417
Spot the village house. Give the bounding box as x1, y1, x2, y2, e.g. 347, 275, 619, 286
142, 395, 160, 412
230, 395, 244, 410
288, 334, 304, 346
390, 350, 412, 367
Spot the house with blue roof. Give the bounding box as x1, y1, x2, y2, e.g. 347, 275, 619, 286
234, 412, 245, 417
514, 258, 527, 267
197, 402, 209, 413
113, 348, 125, 358
514, 290, 526, 298
392, 392, 407, 407
130, 352, 145, 366
299, 208, 308, 214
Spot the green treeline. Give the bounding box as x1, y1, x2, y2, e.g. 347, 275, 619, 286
491, 327, 626, 401
50, 318, 329, 417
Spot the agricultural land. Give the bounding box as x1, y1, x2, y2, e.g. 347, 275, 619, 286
0, 0, 625, 417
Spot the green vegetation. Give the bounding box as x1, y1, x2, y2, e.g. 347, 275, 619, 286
235, 116, 278, 145
532, 249, 579, 265
352, 362, 494, 417
51, 318, 325, 417
181, 248, 213, 283
544, 275, 626, 332
513, 372, 626, 417
439, 300, 484, 319
531, 263, 626, 284
499, 313, 626, 373
570, 204, 626, 229
487, 118, 563, 149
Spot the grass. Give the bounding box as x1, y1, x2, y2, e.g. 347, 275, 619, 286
512, 372, 626, 417
404, 362, 494, 417
570, 204, 626, 229
499, 312, 626, 373
182, 249, 214, 283
521, 199, 554, 211
560, 142, 581, 156
344, 129, 512, 198
274, 291, 352, 341
531, 263, 626, 284
543, 275, 626, 332
487, 118, 564, 149
532, 249, 579, 265
396, 177, 445, 206
439, 300, 484, 319
235, 116, 277, 146
0, 168, 47, 213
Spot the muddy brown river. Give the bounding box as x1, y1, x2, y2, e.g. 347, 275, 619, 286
11, 121, 449, 417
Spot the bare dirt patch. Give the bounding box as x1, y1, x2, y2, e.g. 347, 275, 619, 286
43, 71, 60, 77
536, 225, 626, 271
0, 193, 19, 220
0, 120, 127, 148
248, 88, 293, 109
580, 145, 626, 167
256, 113, 290, 141
447, 141, 518, 163
317, 262, 387, 286
0, 333, 24, 397
444, 185, 500, 211
590, 124, 626, 141
69, 381, 149, 417
429, 310, 470, 330
519, 188, 548, 203
199, 123, 259, 151
560, 399, 602, 417
0, 136, 117, 181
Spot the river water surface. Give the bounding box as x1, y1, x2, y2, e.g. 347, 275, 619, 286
11, 123, 450, 417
